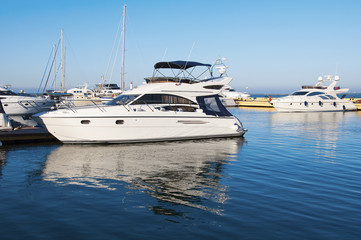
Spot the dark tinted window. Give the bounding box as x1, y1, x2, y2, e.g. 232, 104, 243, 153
307, 92, 325, 96
132, 94, 195, 105
291, 91, 308, 96
196, 95, 232, 116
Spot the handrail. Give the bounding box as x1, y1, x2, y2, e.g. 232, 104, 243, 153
18, 100, 42, 112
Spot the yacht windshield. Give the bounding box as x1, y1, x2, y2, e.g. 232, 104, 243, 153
196, 95, 232, 116
291, 91, 308, 96
106, 94, 140, 105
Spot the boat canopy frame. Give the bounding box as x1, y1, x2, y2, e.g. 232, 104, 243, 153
146, 61, 214, 84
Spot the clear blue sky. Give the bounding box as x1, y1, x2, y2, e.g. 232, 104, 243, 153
1, 0, 360, 93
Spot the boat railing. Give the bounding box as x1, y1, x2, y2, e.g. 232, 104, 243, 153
57, 99, 108, 113
18, 100, 44, 112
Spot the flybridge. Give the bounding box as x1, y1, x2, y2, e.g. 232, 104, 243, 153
145, 59, 228, 84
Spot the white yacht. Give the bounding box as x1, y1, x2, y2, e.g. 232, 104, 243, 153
220, 85, 250, 107
60, 84, 102, 107
34, 61, 247, 143
0, 86, 56, 126
271, 75, 356, 112
221, 85, 250, 99
95, 83, 123, 97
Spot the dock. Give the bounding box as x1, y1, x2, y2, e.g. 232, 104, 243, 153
234, 97, 274, 108
0, 127, 58, 146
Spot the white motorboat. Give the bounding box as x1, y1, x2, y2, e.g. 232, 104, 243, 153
34, 61, 247, 143
271, 75, 356, 112
0, 86, 56, 126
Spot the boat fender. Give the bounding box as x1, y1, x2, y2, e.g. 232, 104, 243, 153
304, 101, 308, 107
333, 102, 337, 107
343, 105, 346, 111
319, 101, 323, 107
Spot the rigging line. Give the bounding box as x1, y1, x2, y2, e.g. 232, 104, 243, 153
37, 46, 54, 94
50, 62, 61, 89
64, 34, 85, 86
186, 41, 196, 63
109, 28, 123, 83
178, 41, 196, 78
104, 13, 123, 82
42, 41, 60, 93
161, 47, 168, 61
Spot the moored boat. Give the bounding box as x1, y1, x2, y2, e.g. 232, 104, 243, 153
34, 61, 247, 143
0, 86, 56, 126
271, 75, 356, 112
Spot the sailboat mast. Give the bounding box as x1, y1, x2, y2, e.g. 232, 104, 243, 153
53, 44, 56, 90
120, 4, 126, 92
61, 28, 65, 91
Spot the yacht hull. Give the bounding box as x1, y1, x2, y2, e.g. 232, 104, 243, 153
272, 100, 357, 112
36, 115, 246, 143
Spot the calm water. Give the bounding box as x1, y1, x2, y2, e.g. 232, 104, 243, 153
1, 108, 361, 240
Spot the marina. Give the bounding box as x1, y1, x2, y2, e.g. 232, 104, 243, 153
2, 1, 361, 239
1, 108, 361, 239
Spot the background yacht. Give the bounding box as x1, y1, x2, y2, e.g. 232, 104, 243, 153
271, 75, 356, 112
0, 86, 56, 126
34, 61, 247, 143
220, 85, 250, 107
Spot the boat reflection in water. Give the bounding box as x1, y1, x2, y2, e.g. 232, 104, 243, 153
270, 111, 350, 160
43, 138, 244, 214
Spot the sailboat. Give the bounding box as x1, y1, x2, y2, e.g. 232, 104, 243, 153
97, 4, 127, 98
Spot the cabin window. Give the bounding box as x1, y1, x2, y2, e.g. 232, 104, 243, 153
106, 94, 140, 105
291, 91, 308, 96
307, 92, 324, 96
81, 120, 90, 124
132, 94, 196, 105
203, 85, 223, 90
326, 95, 336, 99
0, 90, 17, 96
116, 120, 124, 125
319, 95, 329, 100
